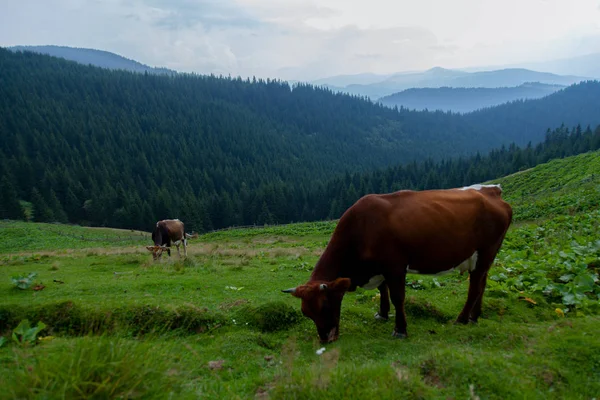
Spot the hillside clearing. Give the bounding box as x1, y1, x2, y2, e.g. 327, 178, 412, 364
1, 152, 599, 399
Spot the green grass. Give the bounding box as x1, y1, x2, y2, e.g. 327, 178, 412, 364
0, 221, 149, 254
495, 150, 600, 221
1, 152, 599, 399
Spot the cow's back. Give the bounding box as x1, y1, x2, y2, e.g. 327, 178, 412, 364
333, 188, 512, 273
154, 219, 184, 244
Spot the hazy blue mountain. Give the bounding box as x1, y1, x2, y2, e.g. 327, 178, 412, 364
464, 80, 600, 146
311, 72, 392, 87
379, 82, 565, 113
9, 45, 177, 75
463, 53, 600, 79
449, 68, 583, 88
520, 53, 600, 79
316, 67, 586, 99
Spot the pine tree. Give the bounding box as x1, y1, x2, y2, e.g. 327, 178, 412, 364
0, 176, 25, 220
31, 187, 54, 222
47, 189, 68, 223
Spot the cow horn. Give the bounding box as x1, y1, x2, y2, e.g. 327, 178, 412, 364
319, 284, 328, 291
281, 287, 297, 293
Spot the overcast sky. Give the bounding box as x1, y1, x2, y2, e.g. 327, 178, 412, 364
2, 0, 600, 80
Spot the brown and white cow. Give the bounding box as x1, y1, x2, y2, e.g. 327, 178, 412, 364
146, 219, 188, 260
282, 184, 513, 343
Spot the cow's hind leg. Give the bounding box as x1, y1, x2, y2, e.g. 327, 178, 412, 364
375, 282, 390, 321
456, 250, 497, 324
469, 271, 489, 323
385, 272, 408, 338
183, 238, 187, 258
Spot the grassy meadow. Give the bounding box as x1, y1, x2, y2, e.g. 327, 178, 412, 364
1, 151, 599, 399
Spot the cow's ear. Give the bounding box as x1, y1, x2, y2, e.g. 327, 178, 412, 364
329, 278, 351, 294
145, 246, 154, 251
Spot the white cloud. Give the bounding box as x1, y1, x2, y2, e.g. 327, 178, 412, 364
1, 0, 600, 80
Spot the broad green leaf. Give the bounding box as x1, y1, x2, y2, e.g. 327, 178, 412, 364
562, 293, 577, 305
573, 274, 596, 292
558, 251, 571, 259
559, 274, 574, 283
11, 320, 46, 346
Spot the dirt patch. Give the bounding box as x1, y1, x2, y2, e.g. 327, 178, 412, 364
208, 360, 225, 370
420, 359, 445, 388
219, 299, 250, 311
391, 361, 411, 382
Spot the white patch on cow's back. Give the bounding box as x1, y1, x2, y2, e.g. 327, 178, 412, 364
406, 252, 478, 275
361, 274, 385, 290
459, 183, 502, 192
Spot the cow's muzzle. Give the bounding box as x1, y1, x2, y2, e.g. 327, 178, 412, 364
320, 327, 339, 344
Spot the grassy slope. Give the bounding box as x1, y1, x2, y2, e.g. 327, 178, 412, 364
495, 150, 600, 221
0, 221, 149, 254
0, 152, 599, 399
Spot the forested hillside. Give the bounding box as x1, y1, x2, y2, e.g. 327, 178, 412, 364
0, 48, 482, 231
464, 80, 600, 145
316, 124, 600, 219
9, 45, 176, 75
1, 48, 600, 233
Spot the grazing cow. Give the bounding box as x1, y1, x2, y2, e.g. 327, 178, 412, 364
282, 184, 512, 343
146, 219, 188, 260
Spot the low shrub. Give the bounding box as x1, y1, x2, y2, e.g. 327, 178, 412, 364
240, 301, 301, 332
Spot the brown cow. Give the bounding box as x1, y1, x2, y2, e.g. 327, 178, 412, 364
146, 219, 188, 260
282, 184, 512, 343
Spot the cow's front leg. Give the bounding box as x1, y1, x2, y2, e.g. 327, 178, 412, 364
375, 282, 390, 321
386, 273, 408, 338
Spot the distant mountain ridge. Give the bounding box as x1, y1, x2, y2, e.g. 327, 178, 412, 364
379, 82, 565, 113
462, 52, 600, 80
9, 45, 177, 75
315, 67, 587, 99
464, 80, 600, 146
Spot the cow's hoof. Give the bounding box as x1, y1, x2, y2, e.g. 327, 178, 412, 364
375, 312, 389, 321
392, 330, 407, 339
454, 318, 478, 325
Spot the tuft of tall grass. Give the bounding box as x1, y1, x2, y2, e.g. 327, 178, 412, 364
1, 336, 183, 399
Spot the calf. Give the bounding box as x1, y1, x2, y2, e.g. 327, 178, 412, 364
282, 184, 512, 343
146, 219, 188, 260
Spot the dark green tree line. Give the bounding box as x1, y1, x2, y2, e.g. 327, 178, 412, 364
1, 48, 600, 231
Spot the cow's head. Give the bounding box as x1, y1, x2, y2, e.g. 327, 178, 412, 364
145, 245, 168, 260
282, 278, 351, 343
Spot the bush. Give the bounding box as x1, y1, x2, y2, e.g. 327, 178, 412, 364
0, 302, 225, 337
241, 301, 301, 332
116, 304, 224, 336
